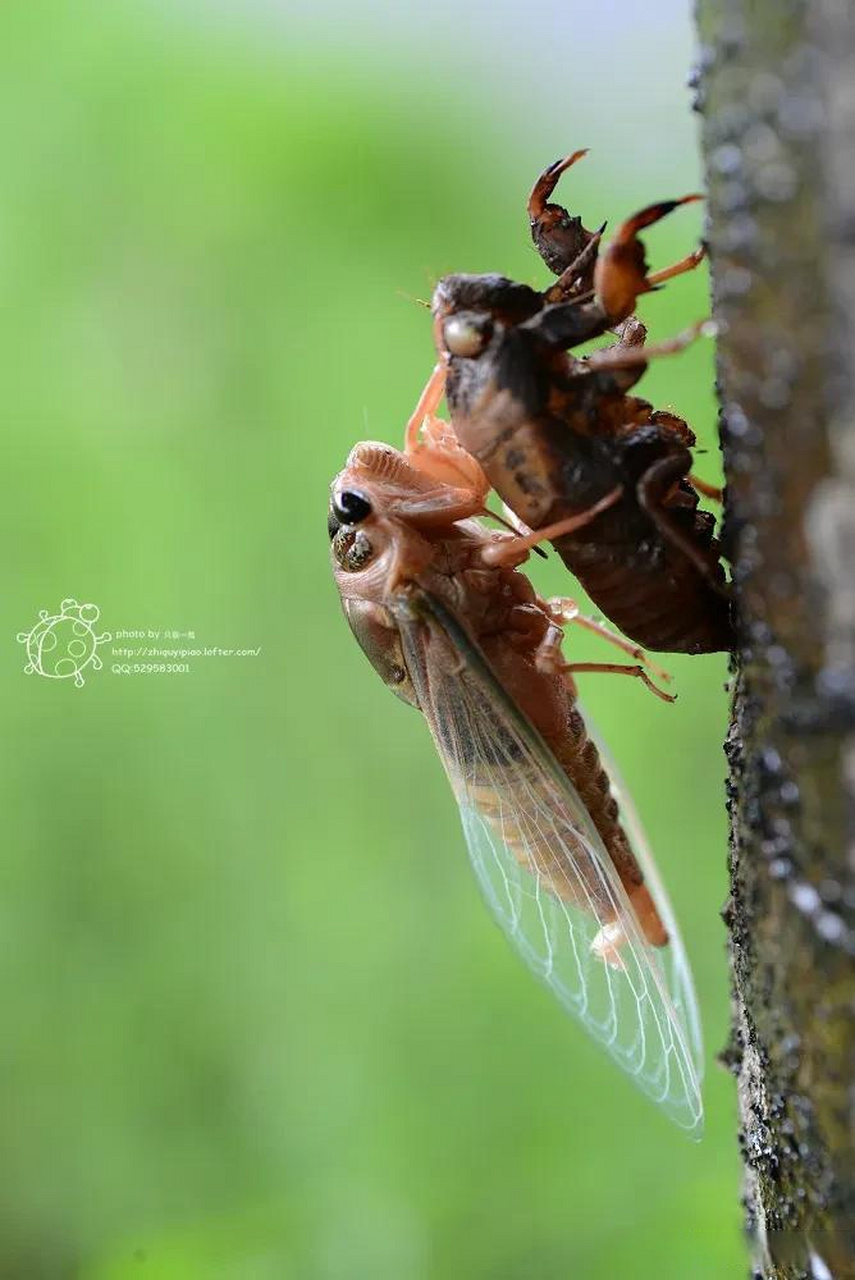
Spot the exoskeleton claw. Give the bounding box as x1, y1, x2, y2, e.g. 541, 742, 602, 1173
528, 147, 602, 279
528, 149, 589, 220
611, 194, 703, 244
594, 194, 704, 324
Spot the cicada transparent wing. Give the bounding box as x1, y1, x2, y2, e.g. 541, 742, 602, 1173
588, 724, 705, 1085
393, 590, 704, 1136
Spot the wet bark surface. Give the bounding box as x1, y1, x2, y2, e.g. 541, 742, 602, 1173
692, 1, 855, 1275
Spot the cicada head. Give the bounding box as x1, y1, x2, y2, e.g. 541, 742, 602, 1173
431, 273, 542, 330
329, 443, 435, 587
328, 441, 448, 705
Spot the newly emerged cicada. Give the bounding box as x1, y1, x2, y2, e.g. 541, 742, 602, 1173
329, 419, 704, 1133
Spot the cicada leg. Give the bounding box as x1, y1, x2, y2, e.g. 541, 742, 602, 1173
688, 473, 724, 503
591, 920, 628, 969
609, 315, 648, 350
647, 242, 707, 288
650, 406, 697, 448
637, 453, 730, 594
528, 148, 603, 280
532, 605, 674, 703
545, 597, 673, 685
577, 313, 648, 370
478, 485, 623, 568
404, 363, 491, 502
404, 361, 446, 454
594, 194, 704, 323
559, 661, 676, 704
583, 318, 713, 372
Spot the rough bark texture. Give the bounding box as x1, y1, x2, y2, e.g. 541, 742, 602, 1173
696, 2, 855, 1280
692, 1, 855, 1276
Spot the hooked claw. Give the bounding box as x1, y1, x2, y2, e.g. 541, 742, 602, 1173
528, 148, 602, 278
593, 194, 705, 324
528, 150, 589, 220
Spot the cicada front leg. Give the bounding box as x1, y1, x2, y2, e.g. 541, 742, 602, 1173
477, 485, 624, 568
404, 360, 446, 456
403, 362, 492, 504
594, 195, 705, 324
527, 148, 602, 279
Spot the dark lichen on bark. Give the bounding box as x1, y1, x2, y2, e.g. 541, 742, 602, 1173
693, 0, 855, 1276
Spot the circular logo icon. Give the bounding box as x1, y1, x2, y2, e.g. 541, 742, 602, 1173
17, 598, 111, 687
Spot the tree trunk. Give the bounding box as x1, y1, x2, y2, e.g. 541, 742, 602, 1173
692, 1, 855, 1275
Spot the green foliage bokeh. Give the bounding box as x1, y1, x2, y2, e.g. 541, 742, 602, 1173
1, 3, 742, 1276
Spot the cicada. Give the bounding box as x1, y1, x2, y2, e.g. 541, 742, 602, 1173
329, 430, 704, 1134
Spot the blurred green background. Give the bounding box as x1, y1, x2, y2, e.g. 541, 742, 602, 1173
1, 2, 742, 1276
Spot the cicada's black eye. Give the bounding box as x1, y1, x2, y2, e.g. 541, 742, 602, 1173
327, 508, 341, 541
333, 489, 372, 525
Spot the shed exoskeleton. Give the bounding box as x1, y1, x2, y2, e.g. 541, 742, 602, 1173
417, 150, 732, 654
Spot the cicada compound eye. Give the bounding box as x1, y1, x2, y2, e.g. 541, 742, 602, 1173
443, 313, 493, 359
332, 526, 375, 573
329, 487, 376, 571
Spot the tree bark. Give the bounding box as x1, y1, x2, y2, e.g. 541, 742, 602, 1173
692, 1, 855, 1276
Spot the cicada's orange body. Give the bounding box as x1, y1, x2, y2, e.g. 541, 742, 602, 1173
328, 431, 704, 1132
